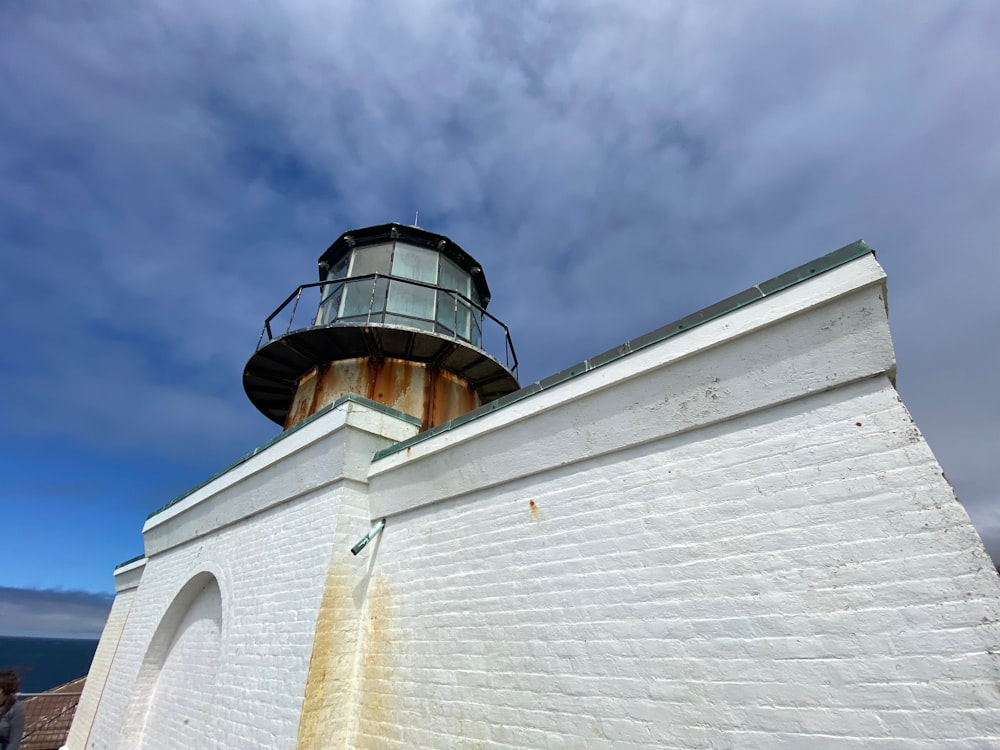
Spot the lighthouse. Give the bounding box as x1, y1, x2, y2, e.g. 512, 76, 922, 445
243, 222, 520, 430
72, 239, 1000, 750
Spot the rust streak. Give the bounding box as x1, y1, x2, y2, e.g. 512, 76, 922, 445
285, 357, 482, 431
353, 576, 398, 747
421, 365, 436, 431
296, 563, 357, 749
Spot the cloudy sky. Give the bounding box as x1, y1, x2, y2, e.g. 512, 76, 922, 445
1, 1, 997, 638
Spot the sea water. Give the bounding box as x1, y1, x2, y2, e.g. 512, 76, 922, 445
0, 635, 98, 693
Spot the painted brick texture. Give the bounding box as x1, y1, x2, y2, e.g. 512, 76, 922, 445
85, 485, 345, 750
65, 582, 138, 750
74, 404, 416, 750
351, 377, 1000, 748
73, 254, 1000, 749
139, 576, 223, 747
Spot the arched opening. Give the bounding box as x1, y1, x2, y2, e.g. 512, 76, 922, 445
121, 572, 224, 749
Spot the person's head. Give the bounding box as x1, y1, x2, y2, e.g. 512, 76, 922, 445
0, 670, 18, 705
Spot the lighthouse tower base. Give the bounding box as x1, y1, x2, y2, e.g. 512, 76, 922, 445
285, 357, 481, 431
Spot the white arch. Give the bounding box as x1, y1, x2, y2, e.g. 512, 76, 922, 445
119, 572, 224, 750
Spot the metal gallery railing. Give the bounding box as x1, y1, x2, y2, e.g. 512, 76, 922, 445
256, 273, 519, 376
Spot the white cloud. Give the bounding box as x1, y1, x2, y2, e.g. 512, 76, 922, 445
1, 1, 998, 562
0, 587, 112, 639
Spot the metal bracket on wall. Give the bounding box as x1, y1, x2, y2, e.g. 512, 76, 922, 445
351, 518, 386, 556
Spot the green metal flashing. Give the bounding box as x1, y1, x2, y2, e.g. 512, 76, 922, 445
114, 553, 145, 570
145, 393, 420, 521
332, 393, 423, 427
373, 239, 875, 461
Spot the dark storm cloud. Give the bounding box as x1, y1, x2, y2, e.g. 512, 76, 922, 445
0, 587, 113, 639
0, 0, 998, 589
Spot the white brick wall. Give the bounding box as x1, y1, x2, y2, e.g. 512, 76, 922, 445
138, 574, 223, 749
352, 376, 1000, 748
65, 560, 143, 750
296, 483, 390, 749
366, 257, 896, 520
86, 490, 345, 750
347, 256, 1000, 747
75, 253, 1000, 749
75, 401, 417, 750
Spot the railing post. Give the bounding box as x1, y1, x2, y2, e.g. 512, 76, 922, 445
286, 288, 302, 334
366, 275, 378, 324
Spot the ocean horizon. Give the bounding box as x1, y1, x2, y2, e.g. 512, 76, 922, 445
0, 635, 98, 693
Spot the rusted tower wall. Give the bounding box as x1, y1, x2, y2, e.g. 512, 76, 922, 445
285, 358, 481, 431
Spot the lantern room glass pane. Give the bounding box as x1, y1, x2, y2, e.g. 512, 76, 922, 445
316, 283, 343, 325
437, 291, 472, 338
341, 279, 372, 318
436, 257, 472, 338
313, 241, 493, 345
349, 244, 392, 278
386, 278, 436, 324
329, 254, 349, 279
469, 287, 483, 346
435, 291, 457, 333
391, 244, 438, 284
438, 257, 469, 296
469, 307, 482, 347
316, 254, 351, 324
341, 276, 388, 319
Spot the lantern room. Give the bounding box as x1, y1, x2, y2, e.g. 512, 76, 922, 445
243, 223, 520, 431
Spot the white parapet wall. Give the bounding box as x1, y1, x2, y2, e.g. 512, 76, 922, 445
341, 252, 1000, 748
73, 245, 1000, 750
64, 557, 145, 750
73, 400, 418, 750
